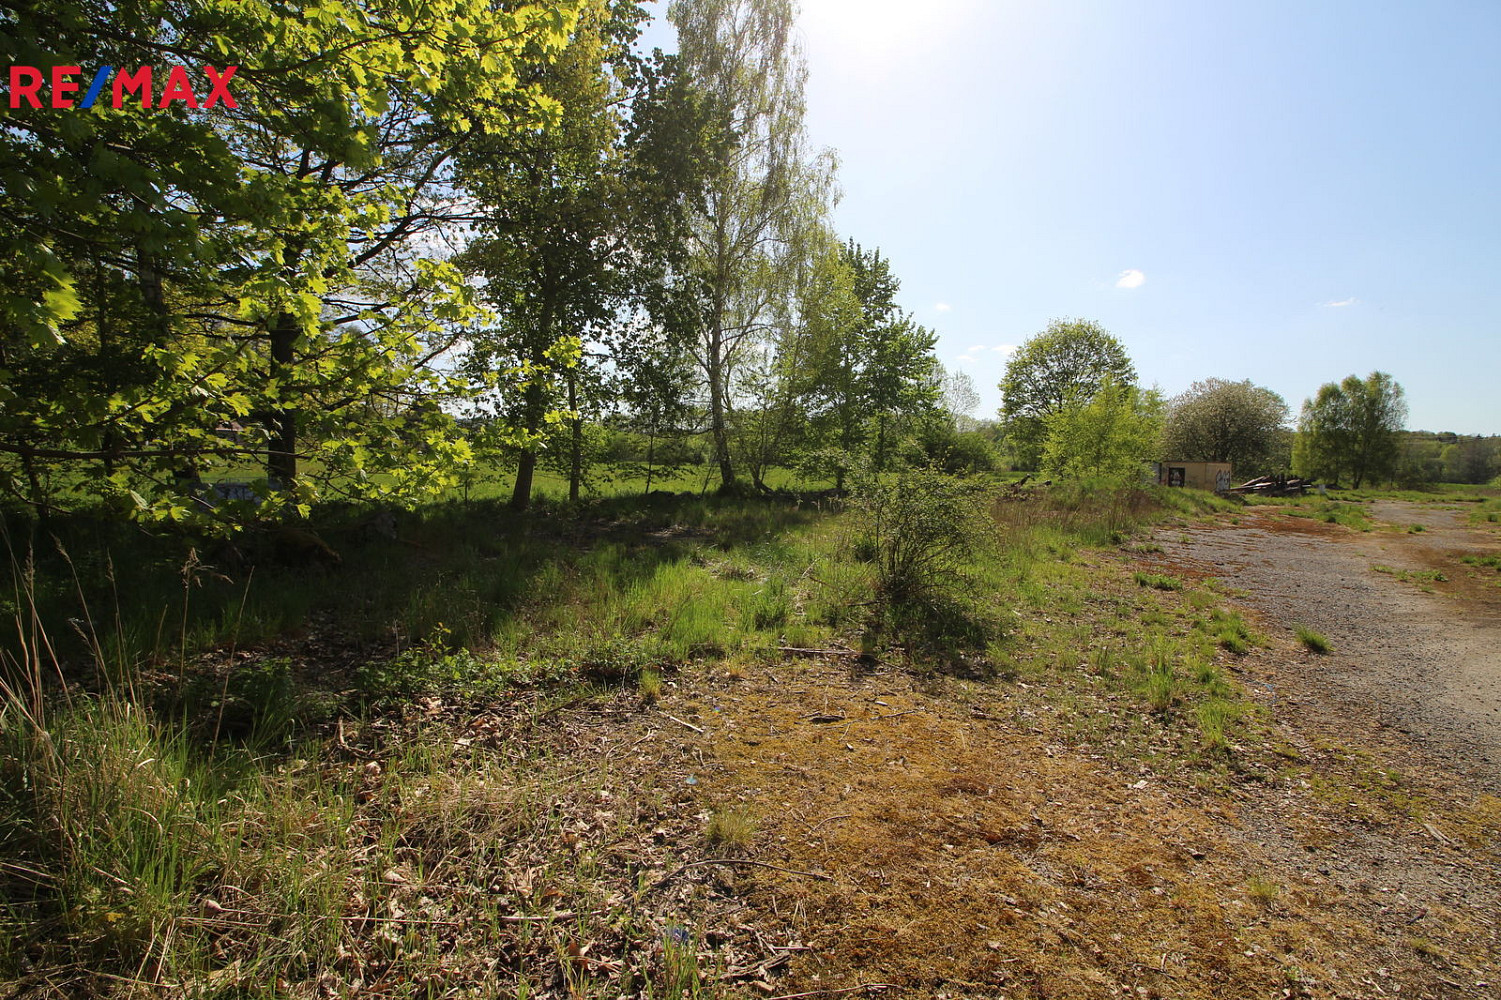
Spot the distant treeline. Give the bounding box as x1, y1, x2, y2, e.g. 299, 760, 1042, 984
1395, 431, 1500, 486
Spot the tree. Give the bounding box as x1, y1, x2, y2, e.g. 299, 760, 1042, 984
737, 230, 858, 489
0, 0, 581, 522
940, 367, 982, 431
1161, 378, 1290, 476
796, 240, 939, 488
670, 0, 828, 491
1041, 379, 1164, 484
1000, 319, 1136, 469
458, 0, 706, 509
1293, 372, 1407, 487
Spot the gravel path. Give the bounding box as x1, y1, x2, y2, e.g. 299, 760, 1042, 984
1154, 500, 1501, 787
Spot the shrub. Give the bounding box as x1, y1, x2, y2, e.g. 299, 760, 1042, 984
849, 469, 991, 602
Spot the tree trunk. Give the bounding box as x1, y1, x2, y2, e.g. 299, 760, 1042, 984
96, 265, 117, 477
645, 423, 657, 494
511, 379, 545, 510
21, 454, 49, 524
511, 446, 538, 509
567, 369, 582, 502
267, 312, 299, 491
510, 292, 556, 512
704, 301, 737, 491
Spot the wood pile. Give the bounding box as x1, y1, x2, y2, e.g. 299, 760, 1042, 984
1228, 474, 1310, 496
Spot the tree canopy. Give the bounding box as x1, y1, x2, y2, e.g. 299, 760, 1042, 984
1, 0, 582, 521
1041, 378, 1164, 484
1161, 378, 1290, 476
1000, 318, 1136, 468
1293, 372, 1407, 488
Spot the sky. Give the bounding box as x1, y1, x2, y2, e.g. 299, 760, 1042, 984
641, 0, 1501, 434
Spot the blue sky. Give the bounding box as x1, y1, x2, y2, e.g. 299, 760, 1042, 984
643, 1, 1500, 434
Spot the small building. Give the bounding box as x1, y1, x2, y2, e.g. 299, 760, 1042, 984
1153, 461, 1233, 493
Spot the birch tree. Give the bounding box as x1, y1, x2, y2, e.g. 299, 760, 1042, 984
669, 0, 824, 490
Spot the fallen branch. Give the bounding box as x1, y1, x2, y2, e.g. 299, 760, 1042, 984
766, 985, 900, 1000
663, 713, 704, 734
805, 813, 852, 835
653, 858, 832, 890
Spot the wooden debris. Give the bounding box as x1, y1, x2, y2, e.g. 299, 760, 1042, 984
664, 713, 705, 734
1228, 474, 1311, 496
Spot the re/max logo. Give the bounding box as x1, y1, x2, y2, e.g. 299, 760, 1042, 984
7, 65, 238, 110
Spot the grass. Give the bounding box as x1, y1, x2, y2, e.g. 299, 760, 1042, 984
1133, 570, 1183, 591
0, 478, 1339, 996
1245, 876, 1281, 905
705, 807, 757, 851
638, 667, 664, 703
1372, 565, 1448, 588
1210, 608, 1259, 654
1294, 624, 1332, 654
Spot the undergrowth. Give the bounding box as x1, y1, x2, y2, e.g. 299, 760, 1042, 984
1, 479, 1266, 995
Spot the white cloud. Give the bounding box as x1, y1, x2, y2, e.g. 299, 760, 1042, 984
966, 345, 986, 354
935, 302, 952, 312
1323, 297, 1357, 308
1115, 268, 1146, 289
956, 354, 977, 363
992, 344, 1018, 354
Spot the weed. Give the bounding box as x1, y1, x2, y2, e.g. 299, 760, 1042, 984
661, 932, 703, 999
1133, 571, 1182, 591
639, 668, 663, 703
1371, 565, 1448, 586
706, 806, 757, 851
1246, 876, 1281, 904
1295, 625, 1331, 654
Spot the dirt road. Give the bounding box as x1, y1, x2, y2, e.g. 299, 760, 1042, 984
1153, 500, 1501, 786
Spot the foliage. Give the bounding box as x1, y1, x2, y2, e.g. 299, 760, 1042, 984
1041, 379, 1164, 484
735, 233, 859, 488
1162, 378, 1291, 476
457, 1, 724, 508
1293, 372, 1407, 488
1395, 431, 1500, 487
1000, 318, 1137, 468
670, 0, 831, 491
0, 0, 582, 523
849, 468, 991, 602
907, 419, 999, 474
792, 240, 941, 486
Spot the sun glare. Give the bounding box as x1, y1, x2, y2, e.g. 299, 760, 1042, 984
797, 0, 980, 58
